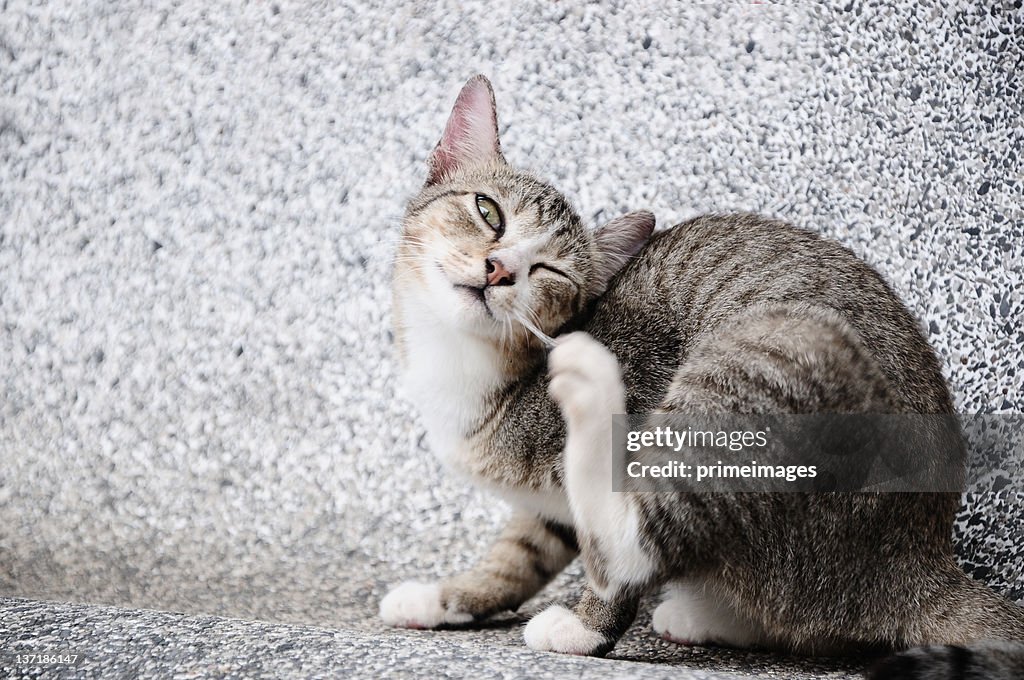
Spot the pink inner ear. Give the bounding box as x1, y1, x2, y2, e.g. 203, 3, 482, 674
428, 76, 501, 184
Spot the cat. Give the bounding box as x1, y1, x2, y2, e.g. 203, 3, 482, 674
380, 75, 1024, 679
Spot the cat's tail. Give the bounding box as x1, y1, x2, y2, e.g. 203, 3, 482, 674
868, 640, 1024, 680
868, 576, 1024, 680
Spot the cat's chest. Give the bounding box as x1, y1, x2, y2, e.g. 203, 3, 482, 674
418, 408, 573, 524
402, 341, 572, 523
401, 347, 498, 471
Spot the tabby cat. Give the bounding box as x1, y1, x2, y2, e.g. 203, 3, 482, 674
380, 75, 1024, 679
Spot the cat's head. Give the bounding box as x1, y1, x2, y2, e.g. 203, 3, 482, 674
395, 75, 654, 351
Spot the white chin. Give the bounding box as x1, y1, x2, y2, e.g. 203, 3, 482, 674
443, 292, 499, 331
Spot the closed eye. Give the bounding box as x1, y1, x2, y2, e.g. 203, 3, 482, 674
529, 262, 573, 281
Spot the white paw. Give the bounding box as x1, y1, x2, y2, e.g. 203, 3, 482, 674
524, 604, 606, 655
652, 596, 709, 645
547, 332, 625, 426
652, 593, 761, 648
379, 581, 472, 629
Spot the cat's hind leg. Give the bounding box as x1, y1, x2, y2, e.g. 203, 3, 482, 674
530, 305, 902, 656
525, 332, 655, 656
653, 580, 768, 648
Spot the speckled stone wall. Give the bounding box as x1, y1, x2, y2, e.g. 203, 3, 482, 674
1, 1, 1021, 677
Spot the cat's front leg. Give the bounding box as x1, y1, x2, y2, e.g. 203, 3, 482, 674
380, 513, 577, 628
525, 332, 656, 656
524, 585, 639, 656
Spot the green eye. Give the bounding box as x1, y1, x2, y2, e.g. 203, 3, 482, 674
475, 194, 504, 235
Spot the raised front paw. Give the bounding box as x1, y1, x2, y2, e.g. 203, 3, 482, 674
523, 605, 608, 656
379, 581, 473, 629
547, 332, 626, 426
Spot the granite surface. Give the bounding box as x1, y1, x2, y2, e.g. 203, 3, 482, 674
1, 1, 1021, 678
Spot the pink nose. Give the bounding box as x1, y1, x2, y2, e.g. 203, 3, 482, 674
486, 257, 515, 286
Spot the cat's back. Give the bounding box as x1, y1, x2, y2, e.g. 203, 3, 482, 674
590, 213, 952, 414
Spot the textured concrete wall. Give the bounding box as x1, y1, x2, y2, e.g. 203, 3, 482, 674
1, 1, 1021, 676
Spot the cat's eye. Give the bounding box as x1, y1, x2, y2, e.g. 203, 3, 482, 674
475, 194, 504, 236
529, 262, 573, 282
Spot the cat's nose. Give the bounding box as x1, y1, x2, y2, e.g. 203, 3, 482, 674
485, 257, 515, 286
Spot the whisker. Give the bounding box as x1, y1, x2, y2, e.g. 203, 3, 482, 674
501, 316, 513, 355
513, 309, 556, 349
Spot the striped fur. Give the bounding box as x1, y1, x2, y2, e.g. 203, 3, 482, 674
869, 641, 1024, 679
382, 75, 1024, 677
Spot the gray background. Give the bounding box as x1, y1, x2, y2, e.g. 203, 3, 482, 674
1, 1, 1021, 678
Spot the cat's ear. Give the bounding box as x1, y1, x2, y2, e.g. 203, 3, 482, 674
592, 211, 656, 288
426, 75, 503, 186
